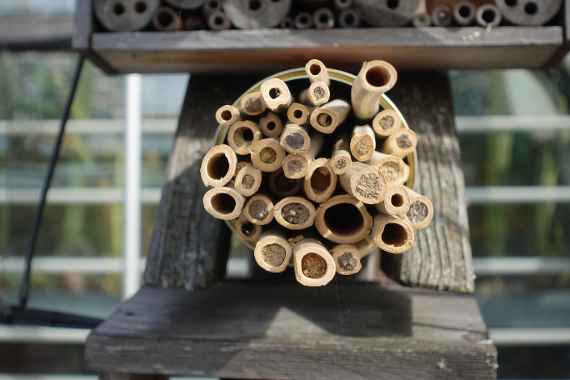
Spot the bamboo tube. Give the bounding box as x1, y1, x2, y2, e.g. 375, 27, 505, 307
405, 187, 434, 230
215, 104, 240, 127
250, 138, 286, 172
476, 4, 502, 28
96, 0, 160, 32
496, 0, 561, 26
372, 214, 415, 254
304, 158, 337, 203
268, 169, 303, 197
315, 194, 372, 244
260, 78, 292, 112
254, 230, 293, 273
280, 124, 311, 154
227, 120, 261, 155
224, 0, 292, 29
279, 16, 293, 28
431, 4, 452, 26
234, 163, 262, 196
299, 81, 330, 107
232, 215, 262, 244
244, 194, 274, 225
207, 10, 231, 30
152, 6, 183, 31
331, 244, 362, 276
305, 59, 329, 85
202, 0, 222, 15
282, 154, 309, 179
376, 184, 411, 218
166, 0, 206, 10
274, 196, 316, 230
200, 144, 238, 187
309, 99, 350, 134
334, 0, 353, 11
339, 162, 386, 205
239, 91, 267, 116
368, 151, 409, 186
293, 238, 336, 287
383, 128, 418, 158
351, 60, 397, 120
287, 102, 311, 125
372, 109, 402, 138
314, 7, 335, 29
203, 186, 245, 221
350, 125, 376, 162
338, 9, 361, 28
259, 112, 284, 138
453, 1, 476, 26
329, 137, 352, 175
294, 12, 314, 29
413, 13, 432, 27
354, 0, 422, 27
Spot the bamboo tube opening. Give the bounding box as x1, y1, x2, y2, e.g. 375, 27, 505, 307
254, 232, 292, 273
377, 185, 410, 217
235, 163, 262, 196
233, 216, 262, 243
305, 158, 337, 203
251, 138, 285, 172
366, 66, 392, 89
228, 121, 260, 155
294, 239, 336, 286
315, 195, 372, 244
240, 91, 267, 116
453, 1, 475, 25
309, 99, 349, 134
372, 109, 401, 137
372, 215, 414, 254
244, 194, 274, 225
383, 223, 407, 246
332, 244, 362, 276
406, 188, 434, 230
261, 78, 292, 112
282, 154, 309, 179
302, 253, 327, 278
203, 187, 245, 220
294, 12, 313, 29
340, 163, 385, 204
369, 151, 409, 185
477, 4, 502, 27
259, 112, 283, 138
351, 61, 397, 120
200, 144, 237, 187
269, 169, 302, 197
274, 197, 316, 230
305, 59, 329, 85
287, 103, 310, 125
300, 81, 330, 107
350, 125, 376, 162
280, 124, 310, 153
153, 7, 181, 30
215, 105, 240, 127
383, 128, 417, 158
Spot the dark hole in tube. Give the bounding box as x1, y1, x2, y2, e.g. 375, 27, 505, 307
366, 66, 391, 88
212, 193, 236, 214
382, 223, 407, 247
207, 153, 229, 180
324, 203, 364, 236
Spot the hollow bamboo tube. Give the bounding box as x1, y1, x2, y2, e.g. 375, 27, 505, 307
334, 0, 353, 11
431, 4, 452, 26
453, 1, 476, 26
268, 169, 303, 197
299, 81, 330, 107
260, 78, 292, 112
227, 120, 262, 155
254, 230, 293, 273
329, 137, 352, 175
372, 109, 402, 138
305, 59, 330, 85
207, 10, 231, 30
309, 99, 350, 134
153, 6, 183, 31
368, 151, 409, 186
383, 128, 418, 158
280, 124, 311, 154
315, 194, 372, 244
413, 13, 432, 27
244, 194, 274, 225
250, 138, 286, 172
476, 4, 502, 28
314, 7, 335, 29
287, 102, 311, 125
282, 154, 309, 179
200, 144, 238, 188
293, 238, 336, 287
338, 8, 361, 28
234, 163, 262, 197
405, 187, 434, 230
215, 104, 240, 127
203, 186, 245, 221
372, 214, 415, 254
351, 60, 397, 120
274, 196, 316, 230
232, 214, 263, 244
350, 125, 376, 162
376, 184, 411, 218
259, 112, 284, 138
202, 0, 222, 16
239, 91, 267, 116
304, 158, 337, 203
339, 162, 386, 205
294, 12, 314, 29
331, 244, 362, 276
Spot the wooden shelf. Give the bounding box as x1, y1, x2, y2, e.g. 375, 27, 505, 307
86, 26, 565, 74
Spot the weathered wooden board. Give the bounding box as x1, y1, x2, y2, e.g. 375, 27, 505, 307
86, 283, 497, 379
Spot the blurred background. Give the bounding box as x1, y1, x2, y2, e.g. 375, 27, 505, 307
1, 1, 570, 379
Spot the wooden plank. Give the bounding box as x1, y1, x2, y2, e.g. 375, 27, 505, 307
89, 27, 563, 73
86, 283, 497, 379
0, 14, 72, 51
72, 0, 92, 50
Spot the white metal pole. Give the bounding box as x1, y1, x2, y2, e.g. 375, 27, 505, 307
123, 74, 142, 299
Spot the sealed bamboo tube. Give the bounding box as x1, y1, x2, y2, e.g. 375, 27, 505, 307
453, 1, 476, 26
282, 154, 309, 179
280, 124, 311, 154
227, 120, 261, 155
350, 125, 376, 162
304, 158, 337, 203
310, 99, 350, 134
294, 12, 313, 29
268, 169, 303, 197
372, 214, 415, 254
234, 163, 262, 197
232, 215, 262, 244
376, 184, 411, 218
215, 105, 240, 127
203, 186, 245, 221
315, 194, 372, 244
432, 4, 452, 26
287, 103, 311, 125
305, 59, 330, 85
274, 196, 316, 230
406, 187, 434, 230
372, 109, 401, 138
339, 162, 385, 205
293, 238, 336, 287
413, 13, 432, 27
351, 60, 397, 120
338, 9, 360, 28
368, 151, 409, 186
299, 81, 330, 107
244, 194, 274, 225
250, 138, 286, 172
383, 128, 418, 158
254, 230, 293, 273
153, 6, 183, 31
200, 144, 238, 188
331, 244, 362, 276
239, 91, 267, 116
259, 112, 284, 138
260, 78, 292, 112
329, 137, 352, 175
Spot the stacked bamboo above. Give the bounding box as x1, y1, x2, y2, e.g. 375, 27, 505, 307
200, 59, 434, 287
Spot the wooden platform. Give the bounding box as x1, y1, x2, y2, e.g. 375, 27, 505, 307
86, 282, 497, 379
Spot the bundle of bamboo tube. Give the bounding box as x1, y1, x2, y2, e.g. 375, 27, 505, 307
200, 59, 434, 287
